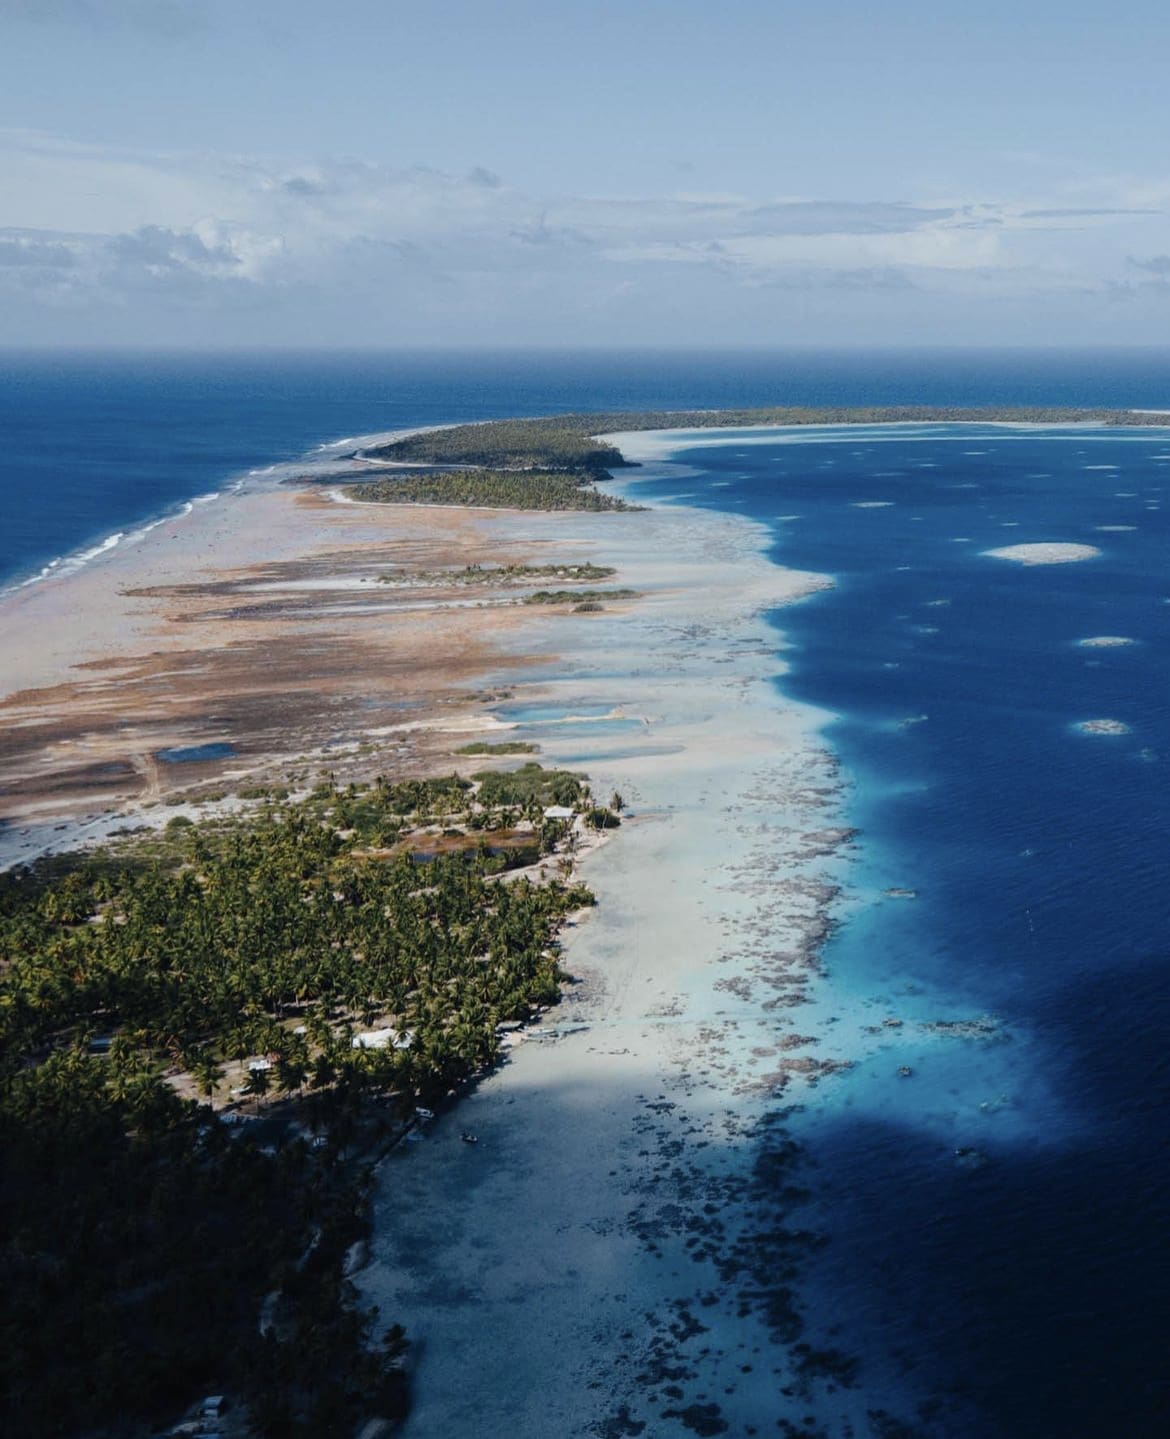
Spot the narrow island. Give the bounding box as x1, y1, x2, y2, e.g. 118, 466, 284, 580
329, 404, 1170, 514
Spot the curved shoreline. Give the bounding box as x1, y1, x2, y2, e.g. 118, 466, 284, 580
0, 424, 443, 600
0, 484, 239, 602
9, 404, 1170, 601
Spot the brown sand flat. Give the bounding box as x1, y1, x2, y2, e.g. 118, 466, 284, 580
0, 484, 574, 827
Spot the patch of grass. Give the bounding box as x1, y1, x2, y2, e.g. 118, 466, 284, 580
585, 807, 622, 830
379, 562, 617, 586
455, 741, 538, 756
524, 588, 638, 605
471, 761, 587, 809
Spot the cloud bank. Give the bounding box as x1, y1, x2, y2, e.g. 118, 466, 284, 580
1, 128, 1168, 345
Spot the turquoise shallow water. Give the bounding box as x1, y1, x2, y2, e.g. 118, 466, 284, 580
620, 425, 1170, 1437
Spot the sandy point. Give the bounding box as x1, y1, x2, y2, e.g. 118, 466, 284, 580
981, 542, 1101, 565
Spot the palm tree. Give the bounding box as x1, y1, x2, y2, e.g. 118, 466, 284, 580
191, 1052, 225, 1103
277, 1052, 309, 1097
106, 1046, 154, 1106
246, 1063, 271, 1110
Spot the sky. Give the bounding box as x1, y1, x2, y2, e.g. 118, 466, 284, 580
3, 0, 1170, 348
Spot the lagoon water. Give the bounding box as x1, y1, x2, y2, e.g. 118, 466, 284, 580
4, 351, 1170, 1433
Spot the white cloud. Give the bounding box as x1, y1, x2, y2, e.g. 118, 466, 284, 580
1, 128, 1169, 343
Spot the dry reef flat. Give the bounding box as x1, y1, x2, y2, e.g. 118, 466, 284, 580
0, 482, 636, 863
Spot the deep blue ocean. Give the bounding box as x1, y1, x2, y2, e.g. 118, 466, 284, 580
621, 421, 1170, 1437
3, 350, 1169, 1434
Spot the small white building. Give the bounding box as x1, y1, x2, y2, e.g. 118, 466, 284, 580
352, 1027, 415, 1051
542, 805, 575, 820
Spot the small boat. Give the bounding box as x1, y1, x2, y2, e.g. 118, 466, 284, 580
415, 1106, 435, 1121
460, 1132, 478, 1145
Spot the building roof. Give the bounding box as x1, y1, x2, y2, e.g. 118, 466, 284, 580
352, 1027, 415, 1051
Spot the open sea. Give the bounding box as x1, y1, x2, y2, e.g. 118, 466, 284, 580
619, 420, 1170, 1437
3, 349, 1169, 1435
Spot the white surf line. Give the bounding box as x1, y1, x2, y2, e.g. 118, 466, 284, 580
600, 428, 1170, 464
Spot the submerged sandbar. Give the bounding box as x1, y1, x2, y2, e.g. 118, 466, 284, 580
982, 542, 1101, 565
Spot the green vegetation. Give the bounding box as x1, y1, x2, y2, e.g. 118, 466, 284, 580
365, 405, 1170, 477
585, 807, 622, 830
238, 783, 292, 801
470, 761, 586, 809
371, 559, 638, 609
340, 406, 1170, 517
549, 404, 1170, 432
455, 740, 538, 756
364, 420, 628, 473
0, 767, 596, 1438
524, 588, 639, 605
346, 469, 635, 512
379, 562, 617, 586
